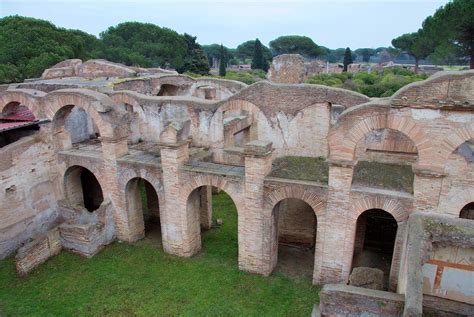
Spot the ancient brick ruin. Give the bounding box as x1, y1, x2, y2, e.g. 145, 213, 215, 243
1, 59, 473, 315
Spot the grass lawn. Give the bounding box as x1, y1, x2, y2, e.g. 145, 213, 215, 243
0, 193, 319, 316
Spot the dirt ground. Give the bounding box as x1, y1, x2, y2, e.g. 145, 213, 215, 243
274, 244, 315, 280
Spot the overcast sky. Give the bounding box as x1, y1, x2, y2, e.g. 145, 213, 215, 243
1, 0, 449, 49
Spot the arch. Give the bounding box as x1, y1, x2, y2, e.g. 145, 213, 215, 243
351, 208, 399, 290
264, 185, 326, 217
270, 196, 319, 280
439, 124, 474, 171
43, 89, 117, 139
110, 91, 142, 109
118, 168, 164, 206
125, 177, 162, 241
210, 99, 267, 144
0, 89, 44, 119
460, 202, 474, 220
180, 174, 243, 212
350, 195, 409, 223
184, 179, 240, 263
329, 113, 430, 163
64, 165, 105, 212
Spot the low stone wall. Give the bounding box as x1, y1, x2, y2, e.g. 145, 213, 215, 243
59, 223, 106, 257
317, 284, 474, 317
15, 228, 62, 277
318, 284, 404, 317
58, 201, 115, 258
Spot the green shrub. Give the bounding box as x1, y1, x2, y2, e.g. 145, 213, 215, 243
304, 68, 427, 97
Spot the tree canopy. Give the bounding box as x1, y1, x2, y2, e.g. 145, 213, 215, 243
343, 48, 353, 72
269, 35, 322, 58
176, 34, 210, 75
392, 30, 433, 70
219, 44, 226, 76
251, 39, 269, 71
99, 22, 188, 69
422, 0, 474, 68
235, 40, 272, 64
0, 15, 98, 83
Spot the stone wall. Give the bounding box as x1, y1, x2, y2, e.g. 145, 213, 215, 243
267, 54, 306, 84
0, 135, 58, 259
276, 198, 316, 247
15, 227, 61, 277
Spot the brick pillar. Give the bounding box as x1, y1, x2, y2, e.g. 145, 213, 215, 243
316, 159, 355, 284
353, 214, 367, 255
413, 164, 445, 212
199, 186, 213, 230
389, 221, 407, 292
159, 140, 199, 257
241, 140, 273, 275
100, 137, 135, 241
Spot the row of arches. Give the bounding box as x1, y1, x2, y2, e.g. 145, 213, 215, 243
62, 164, 474, 285
1, 89, 472, 173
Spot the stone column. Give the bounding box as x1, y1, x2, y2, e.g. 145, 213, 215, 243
241, 140, 273, 275
316, 159, 355, 284
412, 164, 445, 212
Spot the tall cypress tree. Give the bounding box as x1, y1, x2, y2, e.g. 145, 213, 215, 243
251, 38, 268, 71
219, 44, 226, 76
343, 47, 353, 72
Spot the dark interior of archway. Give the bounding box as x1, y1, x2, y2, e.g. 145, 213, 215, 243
352, 209, 397, 289
138, 179, 161, 235
460, 202, 474, 220
0, 104, 40, 148
80, 169, 104, 212
274, 198, 316, 280
157, 84, 180, 96
0, 124, 40, 148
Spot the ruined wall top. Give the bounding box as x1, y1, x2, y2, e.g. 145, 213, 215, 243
41, 59, 177, 80
391, 70, 474, 110
267, 54, 306, 84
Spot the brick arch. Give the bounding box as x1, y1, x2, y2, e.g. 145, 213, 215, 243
180, 174, 243, 214
43, 89, 116, 139
264, 185, 326, 217
62, 163, 105, 190
210, 99, 267, 143
439, 188, 474, 217
350, 195, 409, 223
118, 168, 165, 204
111, 90, 200, 142
439, 124, 474, 171
0, 89, 45, 119
110, 91, 141, 108
63, 164, 107, 210
329, 113, 430, 163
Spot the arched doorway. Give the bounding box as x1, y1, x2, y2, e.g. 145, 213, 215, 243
64, 166, 104, 212
52, 105, 100, 150
460, 202, 474, 220
125, 178, 161, 243
272, 198, 316, 279
186, 186, 238, 262
351, 209, 397, 289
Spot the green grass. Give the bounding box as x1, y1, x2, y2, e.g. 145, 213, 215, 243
352, 161, 414, 193
185, 70, 267, 85
0, 192, 319, 316
269, 156, 329, 184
